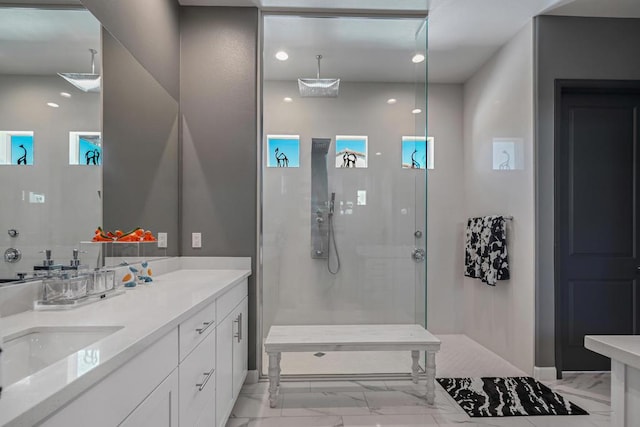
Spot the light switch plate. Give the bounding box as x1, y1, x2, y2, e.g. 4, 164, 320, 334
192, 232, 202, 248
157, 232, 167, 248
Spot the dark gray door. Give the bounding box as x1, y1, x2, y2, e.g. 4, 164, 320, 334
557, 87, 640, 371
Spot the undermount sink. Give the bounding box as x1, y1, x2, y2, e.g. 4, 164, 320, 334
2, 325, 123, 387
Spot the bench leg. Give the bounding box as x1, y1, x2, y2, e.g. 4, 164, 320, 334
411, 350, 420, 384
268, 352, 281, 408
276, 352, 282, 386
426, 351, 436, 405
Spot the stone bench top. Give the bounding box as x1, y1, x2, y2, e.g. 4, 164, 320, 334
264, 324, 441, 351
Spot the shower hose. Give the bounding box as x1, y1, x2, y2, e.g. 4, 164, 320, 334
327, 212, 341, 274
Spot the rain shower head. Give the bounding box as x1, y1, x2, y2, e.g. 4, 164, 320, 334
58, 49, 101, 93
298, 55, 340, 98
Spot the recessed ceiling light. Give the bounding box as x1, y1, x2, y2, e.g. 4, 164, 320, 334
275, 51, 289, 61
387, 98, 397, 104
47, 102, 59, 108
60, 92, 71, 98
412, 53, 426, 64
412, 108, 422, 114
375, 152, 382, 156
283, 97, 293, 103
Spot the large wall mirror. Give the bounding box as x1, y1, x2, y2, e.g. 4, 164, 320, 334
0, 3, 178, 282
0, 6, 102, 280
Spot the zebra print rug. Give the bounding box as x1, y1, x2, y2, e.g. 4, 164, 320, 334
437, 377, 588, 417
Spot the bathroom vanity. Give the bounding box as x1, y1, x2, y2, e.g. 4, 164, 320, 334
0, 258, 251, 427
585, 335, 640, 427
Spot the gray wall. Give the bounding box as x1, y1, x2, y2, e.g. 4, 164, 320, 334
535, 16, 640, 368
0, 75, 100, 278
102, 29, 179, 256
180, 7, 258, 369
80, 0, 180, 100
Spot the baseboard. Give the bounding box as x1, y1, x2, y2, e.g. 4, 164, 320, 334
533, 366, 557, 381
245, 370, 259, 384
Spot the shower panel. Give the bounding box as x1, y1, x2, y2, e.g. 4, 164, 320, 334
310, 138, 331, 259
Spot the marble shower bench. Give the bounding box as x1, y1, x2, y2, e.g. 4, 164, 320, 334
264, 324, 441, 407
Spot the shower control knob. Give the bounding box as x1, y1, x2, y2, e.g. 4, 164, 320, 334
414, 230, 422, 238
8, 229, 18, 238
4, 248, 22, 263
411, 248, 425, 262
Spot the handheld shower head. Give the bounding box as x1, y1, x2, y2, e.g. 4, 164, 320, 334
329, 192, 336, 215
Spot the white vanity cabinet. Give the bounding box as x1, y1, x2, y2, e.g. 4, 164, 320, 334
40, 328, 179, 427
215, 282, 249, 427
31, 275, 249, 427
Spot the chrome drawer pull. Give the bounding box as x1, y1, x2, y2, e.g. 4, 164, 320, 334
233, 313, 242, 343
196, 368, 215, 391
195, 320, 214, 335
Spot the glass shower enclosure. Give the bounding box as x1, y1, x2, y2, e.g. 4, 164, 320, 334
261, 13, 427, 376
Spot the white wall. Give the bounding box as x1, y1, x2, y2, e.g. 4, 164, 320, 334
426, 84, 465, 333
262, 81, 464, 336
462, 22, 535, 374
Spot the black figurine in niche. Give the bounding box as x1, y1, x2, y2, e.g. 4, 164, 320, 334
498, 150, 511, 170
16, 144, 27, 165
85, 149, 100, 165
275, 147, 289, 167
342, 151, 357, 168
411, 149, 420, 169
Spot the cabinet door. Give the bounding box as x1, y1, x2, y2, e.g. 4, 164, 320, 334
232, 297, 249, 398
119, 369, 178, 427
215, 314, 234, 427
180, 330, 216, 427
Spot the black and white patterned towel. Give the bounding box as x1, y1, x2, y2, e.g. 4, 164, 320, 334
464, 215, 510, 286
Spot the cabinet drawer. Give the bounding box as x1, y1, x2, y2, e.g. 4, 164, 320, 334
180, 300, 216, 361
216, 279, 247, 324
179, 329, 216, 427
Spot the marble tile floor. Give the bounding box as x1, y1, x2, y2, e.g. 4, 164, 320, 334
235, 335, 611, 426
227, 375, 610, 426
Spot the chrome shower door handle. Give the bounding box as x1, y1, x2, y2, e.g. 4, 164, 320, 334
411, 248, 425, 262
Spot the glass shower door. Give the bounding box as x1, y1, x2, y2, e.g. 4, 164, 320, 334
261, 14, 428, 377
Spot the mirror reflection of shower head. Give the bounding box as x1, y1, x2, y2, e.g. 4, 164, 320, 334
298, 54, 340, 98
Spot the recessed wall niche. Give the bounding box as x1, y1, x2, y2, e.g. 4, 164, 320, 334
0, 131, 34, 165
402, 136, 434, 169
69, 131, 101, 165
267, 134, 300, 168
335, 135, 368, 168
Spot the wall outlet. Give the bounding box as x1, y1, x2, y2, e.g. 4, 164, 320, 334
157, 232, 168, 248
192, 232, 202, 249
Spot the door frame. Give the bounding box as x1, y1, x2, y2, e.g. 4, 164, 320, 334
553, 79, 640, 378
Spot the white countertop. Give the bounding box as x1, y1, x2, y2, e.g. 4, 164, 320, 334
585, 335, 640, 371
0, 268, 251, 427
